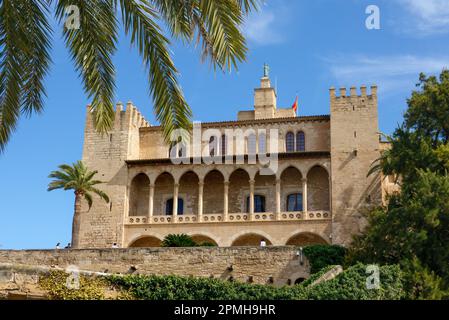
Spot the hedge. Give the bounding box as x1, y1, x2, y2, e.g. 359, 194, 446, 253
38, 264, 405, 300
107, 263, 405, 300
303, 245, 347, 274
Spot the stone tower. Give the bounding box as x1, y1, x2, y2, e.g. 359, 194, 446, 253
79, 102, 149, 248
329, 86, 382, 245
254, 68, 277, 119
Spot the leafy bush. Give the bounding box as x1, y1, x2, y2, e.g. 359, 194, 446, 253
39, 271, 106, 300
303, 245, 347, 274
108, 274, 303, 300
305, 263, 405, 300
108, 264, 405, 300
301, 265, 337, 287
161, 234, 197, 247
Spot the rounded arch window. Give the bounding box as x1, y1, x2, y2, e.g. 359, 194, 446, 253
296, 131, 305, 152
286, 132, 295, 152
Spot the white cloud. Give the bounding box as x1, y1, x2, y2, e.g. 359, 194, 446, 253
243, 6, 286, 45
395, 0, 449, 35
325, 54, 449, 95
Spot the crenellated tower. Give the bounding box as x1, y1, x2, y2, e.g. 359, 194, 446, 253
80, 102, 150, 248
329, 85, 382, 245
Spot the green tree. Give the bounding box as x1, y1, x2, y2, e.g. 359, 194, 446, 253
0, 0, 259, 152
161, 234, 197, 247
48, 161, 109, 248
349, 70, 449, 299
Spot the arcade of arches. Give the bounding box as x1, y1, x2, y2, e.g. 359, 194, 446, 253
127, 164, 331, 248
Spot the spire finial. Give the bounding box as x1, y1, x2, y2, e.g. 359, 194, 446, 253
263, 63, 270, 78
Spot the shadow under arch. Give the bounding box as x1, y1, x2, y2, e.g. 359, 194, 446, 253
231, 233, 273, 247
190, 234, 219, 246
129, 173, 150, 216
285, 232, 328, 246
128, 236, 162, 248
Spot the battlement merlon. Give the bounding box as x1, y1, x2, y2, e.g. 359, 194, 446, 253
329, 85, 378, 100
85, 101, 150, 133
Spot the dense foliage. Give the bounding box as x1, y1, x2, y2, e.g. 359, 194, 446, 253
39, 271, 107, 300
161, 234, 218, 247
107, 264, 404, 300
348, 70, 449, 299
161, 234, 198, 247
303, 245, 347, 274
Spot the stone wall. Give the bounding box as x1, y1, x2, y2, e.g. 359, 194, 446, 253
0, 247, 310, 287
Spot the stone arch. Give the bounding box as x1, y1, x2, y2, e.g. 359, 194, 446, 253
307, 165, 330, 211
128, 235, 162, 248
276, 163, 304, 179
285, 232, 328, 246
203, 169, 224, 214
154, 172, 175, 215
128, 171, 150, 185
179, 171, 199, 215
231, 232, 273, 247
228, 168, 251, 214
305, 163, 330, 177
190, 234, 219, 246
129, 173, 150, 216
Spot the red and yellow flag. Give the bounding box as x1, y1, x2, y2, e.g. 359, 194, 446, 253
292, 96, 298, 114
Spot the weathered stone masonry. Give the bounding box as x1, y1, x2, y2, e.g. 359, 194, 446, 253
0, 247, 310, 287
78, 69, 394, 249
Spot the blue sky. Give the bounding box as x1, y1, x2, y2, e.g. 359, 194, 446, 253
1, 0, 449, 249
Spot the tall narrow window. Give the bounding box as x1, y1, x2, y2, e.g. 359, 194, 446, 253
296, 131, 305, 152
286, 132, 295, 152
246, 195, 266, 213
165, 198, 184, 215
221, 134, 227, 156
209, 136, 218, 157
287, 193, 303, 212
259, 133, 266, 154
247, 133, 257, 155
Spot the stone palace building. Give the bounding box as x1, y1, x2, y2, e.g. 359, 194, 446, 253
79, 70, 395, 249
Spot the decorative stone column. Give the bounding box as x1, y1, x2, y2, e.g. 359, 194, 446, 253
302, 178, 308, 219
148, 183, 155, 221
223, 181, 229, 221
275, 178, 281, 220
173, 183, 179, 222
198, 180, 204, 222
249, 179, 255, 220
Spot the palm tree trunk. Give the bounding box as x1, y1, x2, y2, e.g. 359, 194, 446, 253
71, 192, 82, 249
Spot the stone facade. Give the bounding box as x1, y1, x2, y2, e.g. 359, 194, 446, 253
0, 247, 310, 287
78, 70, 391, 249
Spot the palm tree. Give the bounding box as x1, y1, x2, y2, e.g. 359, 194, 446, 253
0, 0, 259, 152
48, 161, 109, 248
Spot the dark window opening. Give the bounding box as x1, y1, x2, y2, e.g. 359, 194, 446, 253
286, 132, 295, 152
165, 198, 184, 215
287, 193, 303, 212
246, 195, 266, 213
296, 132, 305, 152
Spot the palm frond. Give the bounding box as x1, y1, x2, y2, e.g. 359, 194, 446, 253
0, 0, 26, 152
20, 0, 52, 117
236, 0, 260, 14
89, 187, 110, 203
47, 180, 67, 191
120, 0, 192, 143
48, 161, 109, 206
84, 192, 93, 209
55, 0, 118, 135
196, 0, 247, 71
